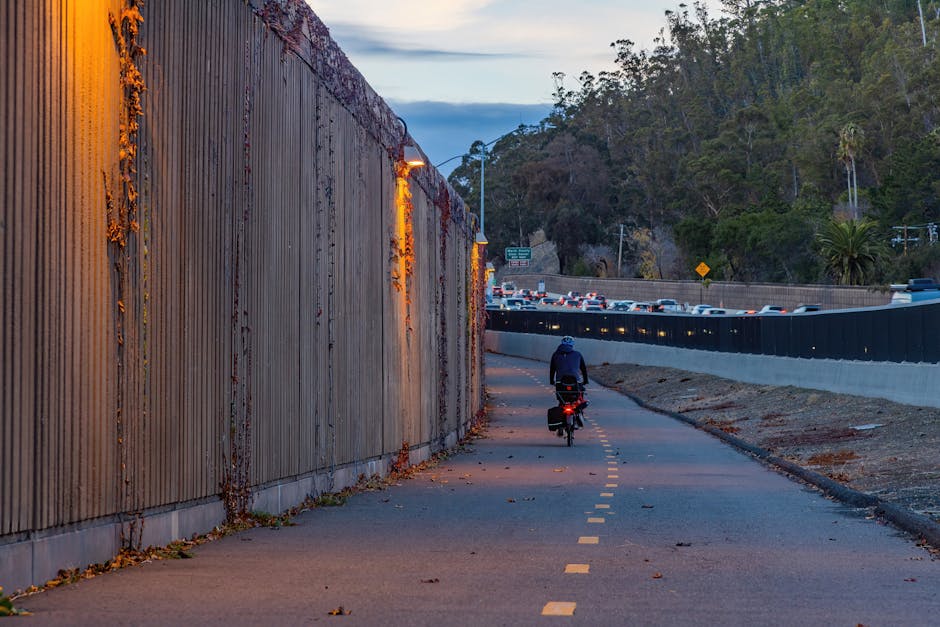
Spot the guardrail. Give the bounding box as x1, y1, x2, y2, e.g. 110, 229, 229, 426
486, 302, 940, 364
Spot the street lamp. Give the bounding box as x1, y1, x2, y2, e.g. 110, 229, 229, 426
435, 127, 525, 247
396, 117, 426, 168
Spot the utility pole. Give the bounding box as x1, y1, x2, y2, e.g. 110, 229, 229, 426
617, 224, 625, 278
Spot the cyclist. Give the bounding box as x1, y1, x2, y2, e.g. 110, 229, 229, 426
549, 336, 588, 429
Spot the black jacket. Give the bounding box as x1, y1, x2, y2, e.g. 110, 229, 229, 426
549, 343, 588, 384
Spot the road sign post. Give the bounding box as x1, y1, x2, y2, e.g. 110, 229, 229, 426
695, 262, 711, 303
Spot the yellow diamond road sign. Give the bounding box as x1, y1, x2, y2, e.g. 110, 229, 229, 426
695, 262, 710, 278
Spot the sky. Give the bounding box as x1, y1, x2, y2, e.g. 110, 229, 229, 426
306, 1, 723, 175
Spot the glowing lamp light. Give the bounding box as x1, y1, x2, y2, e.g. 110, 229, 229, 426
403, 145, 426, 168
475, 231, 488, 246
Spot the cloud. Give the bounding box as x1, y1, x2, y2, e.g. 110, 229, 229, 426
308, 0, 495, 33
389, 100, 553, 175
328, 23, 526, 60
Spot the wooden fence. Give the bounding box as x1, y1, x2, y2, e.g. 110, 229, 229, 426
0, 0, 484, 567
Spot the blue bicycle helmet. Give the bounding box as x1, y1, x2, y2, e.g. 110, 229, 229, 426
561, 335, 575, 347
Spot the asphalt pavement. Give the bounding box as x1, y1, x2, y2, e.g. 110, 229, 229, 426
18, 353, 940, 625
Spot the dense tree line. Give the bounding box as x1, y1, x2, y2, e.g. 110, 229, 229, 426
447, 0, 940, 285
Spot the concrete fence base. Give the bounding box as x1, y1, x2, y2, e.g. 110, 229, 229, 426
486, 331, 940, 409
0, 429, 463, 594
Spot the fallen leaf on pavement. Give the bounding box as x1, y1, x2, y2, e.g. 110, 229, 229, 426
652, 573, 663, 579
421, 578, 440, 584
642, 505, 654, 509
675, 542, 691, 547
328, 606, 351, 616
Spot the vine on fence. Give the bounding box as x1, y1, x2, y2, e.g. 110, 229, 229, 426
107, 0, 147, 550
435, 184, 452, 441
390, 161, 417, 329
222, 35, 259, 523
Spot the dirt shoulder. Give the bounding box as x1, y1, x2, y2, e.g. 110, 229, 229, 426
591, 363, 940, 526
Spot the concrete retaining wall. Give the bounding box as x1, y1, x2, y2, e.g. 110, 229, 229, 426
503, 273, 890, 311
486, 331, 940, 409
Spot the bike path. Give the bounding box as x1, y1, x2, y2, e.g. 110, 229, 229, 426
18, 353, 940, 625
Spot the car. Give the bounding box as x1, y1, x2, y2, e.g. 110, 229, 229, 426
484, 302, 506, 311
609, 300, 634, 311
904, 277, 939, 291
758, 305, 787, 314
628, 301, 652, 312
792, 304, 821, 314
518, 288, 534, 300
539, 297, 559, 306
890, 277, 940, 304
655, 298, 681, 312
566, 291, 581, 299
735, 309, 757, 315
520, 303, 538, 311
701, 307, 727, 315
580, 299, 604, 311
690, 304, 714, 315
501, 282, 517, 297
504, 298, 526, 310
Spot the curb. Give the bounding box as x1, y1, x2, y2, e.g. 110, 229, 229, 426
621, 391, 940, 552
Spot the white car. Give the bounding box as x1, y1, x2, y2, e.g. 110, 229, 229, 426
758, 305, 786, 314
655, 298, 681, 312
690, 304, 714, 315
792, 304, 821, 313
701, 307, 727, 315
580, 299, 604, 312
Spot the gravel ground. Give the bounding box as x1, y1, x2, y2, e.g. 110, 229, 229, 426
591, 363, 940, 525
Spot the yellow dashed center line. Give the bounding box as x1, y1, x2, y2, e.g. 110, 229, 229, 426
600, 492, 614, 497
595, 504, 610, 509
605, 483, 618, 488
578, 536, 599, 544
607, 474, 618, 479
565, 564, 590, 574
542, 602, 577, 616
587, 517, 605, 524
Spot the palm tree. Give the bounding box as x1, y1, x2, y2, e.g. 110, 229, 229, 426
817, 219, 886, 285
838, 123, 864, 219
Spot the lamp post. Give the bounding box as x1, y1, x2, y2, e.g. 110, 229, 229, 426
435, 127, 524, 246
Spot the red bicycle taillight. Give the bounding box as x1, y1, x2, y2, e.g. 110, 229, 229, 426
564, 407, 574, 414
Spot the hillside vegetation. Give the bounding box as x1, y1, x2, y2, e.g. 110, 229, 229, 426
447, 0, 940, 284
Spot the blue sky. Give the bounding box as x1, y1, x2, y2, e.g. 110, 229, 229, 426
306, 1, 722, 175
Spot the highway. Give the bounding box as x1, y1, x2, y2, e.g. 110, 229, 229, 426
19, 354, 940, 625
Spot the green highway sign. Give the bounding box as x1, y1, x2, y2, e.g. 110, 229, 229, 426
504, 247, 532, 261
